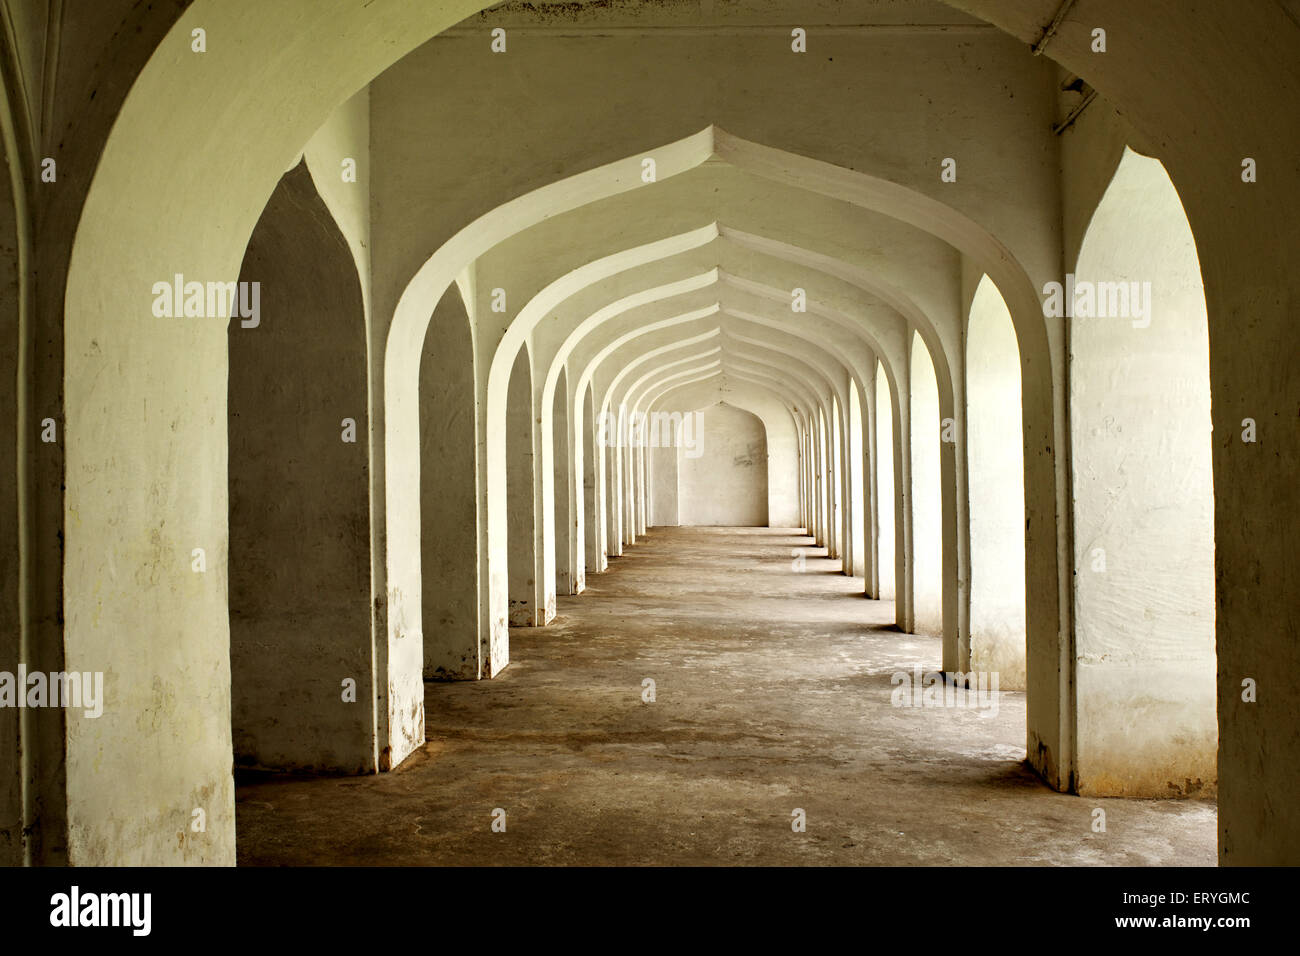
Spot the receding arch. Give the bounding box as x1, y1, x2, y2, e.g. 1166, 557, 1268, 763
38, 0, 1299, 868
571, 279, 858, 577
829, 395, 844, 560
875, 361, 897, 602
548, 231, 904, 629
850, 382, 867, 579
552, 364, 574, 595
909, 331, 943, 636
67, 57, 1070, 864
505, 342, 538, 627
966, 274, 1026, 689
392, 128, 1053, 696
582, 382, 602, 574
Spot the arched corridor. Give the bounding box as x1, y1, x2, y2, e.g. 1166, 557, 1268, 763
1, 0, 1296, 880
236, 527, 1215, 866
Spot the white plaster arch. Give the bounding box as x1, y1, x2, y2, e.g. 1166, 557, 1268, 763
389, 130, 1058, 692
47, 0, 1300, 870
533, 257, 900, 621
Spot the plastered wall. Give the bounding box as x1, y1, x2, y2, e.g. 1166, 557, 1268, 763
679, 404, 769, 526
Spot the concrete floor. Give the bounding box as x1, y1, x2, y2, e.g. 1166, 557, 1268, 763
236, 527, 1216, 865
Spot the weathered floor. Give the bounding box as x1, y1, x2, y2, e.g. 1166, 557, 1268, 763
236, 526, 1216, 866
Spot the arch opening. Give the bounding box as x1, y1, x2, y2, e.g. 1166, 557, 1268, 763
505, 344, 538, 627
1070, 148, 1216, 797
909, 332, 943, 636
966, 274, 1027, 690
875, 362, 897, 603
850, 382, 867, 580
228, 162, 374, 774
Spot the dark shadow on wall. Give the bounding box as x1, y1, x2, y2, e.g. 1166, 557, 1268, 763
229, 160, 374, 774
420, 282, 480, 678
505, 343, 536, 626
